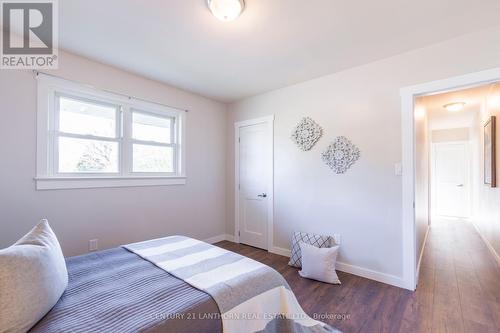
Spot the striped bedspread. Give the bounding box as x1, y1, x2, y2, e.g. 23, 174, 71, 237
124, 236, 339, 333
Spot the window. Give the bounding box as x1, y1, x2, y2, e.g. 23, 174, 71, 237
56, 95, 120, 174
36, 74, 186, 189
131, 111, 175, 173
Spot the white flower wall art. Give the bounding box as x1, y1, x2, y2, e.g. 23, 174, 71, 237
322, 136, 360, 174
291, 117, 323, 151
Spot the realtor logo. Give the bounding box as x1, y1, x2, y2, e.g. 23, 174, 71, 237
1, 0, 58, 69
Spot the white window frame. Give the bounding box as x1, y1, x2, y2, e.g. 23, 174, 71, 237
129, 108, 178, 176
52, 92, 123, 177
36, 74, 186, 190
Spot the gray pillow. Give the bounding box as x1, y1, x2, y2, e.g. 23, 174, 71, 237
0, 220, 68, 333
288, 231, 333, 268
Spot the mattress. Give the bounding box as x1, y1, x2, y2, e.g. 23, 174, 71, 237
29, 247, 222, 333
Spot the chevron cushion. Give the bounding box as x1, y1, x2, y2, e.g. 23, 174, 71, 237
288, 231, 333, 268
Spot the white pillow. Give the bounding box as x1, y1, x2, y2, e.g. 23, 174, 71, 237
0, 220, 68, 333
299, 241, 341, 284
288, 231, 333, 268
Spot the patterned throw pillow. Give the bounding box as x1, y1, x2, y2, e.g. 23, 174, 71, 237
288, 231, 333, 268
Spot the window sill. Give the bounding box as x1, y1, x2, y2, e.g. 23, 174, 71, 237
35, 176, 187, 190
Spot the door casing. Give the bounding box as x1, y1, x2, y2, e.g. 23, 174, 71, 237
234, 115, 274, 251
401, 67, 500, 290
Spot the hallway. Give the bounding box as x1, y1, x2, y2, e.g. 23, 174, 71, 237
416, 218, 500, 332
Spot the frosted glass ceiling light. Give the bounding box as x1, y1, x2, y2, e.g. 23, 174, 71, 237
207, 0, 245, 22
443, 102, 466, 112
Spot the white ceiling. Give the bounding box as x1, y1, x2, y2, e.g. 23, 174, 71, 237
54, 1, 500, 102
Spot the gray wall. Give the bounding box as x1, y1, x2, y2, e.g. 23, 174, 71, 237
432, 128, 470, 142
0, 51, 228, 256
226, 27, 500, 279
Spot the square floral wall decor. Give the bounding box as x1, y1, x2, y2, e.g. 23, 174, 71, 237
291, 117, 323, 151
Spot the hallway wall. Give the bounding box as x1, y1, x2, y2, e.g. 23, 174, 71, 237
414, 101, 430, 269
476, 84, 500, 259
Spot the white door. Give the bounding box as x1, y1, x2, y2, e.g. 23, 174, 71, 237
237, 121, 271, 250
433, 143, 470, 218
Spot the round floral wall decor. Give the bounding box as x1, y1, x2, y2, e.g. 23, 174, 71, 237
322, 136, 360, 174
291, 117, 323, 151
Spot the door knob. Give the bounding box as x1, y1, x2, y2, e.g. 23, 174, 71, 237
257, 193, 267, 198
456, 184, 464, 187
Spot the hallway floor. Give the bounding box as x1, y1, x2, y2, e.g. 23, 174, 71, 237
216, 218, 500, 332
416, 218, 500, 332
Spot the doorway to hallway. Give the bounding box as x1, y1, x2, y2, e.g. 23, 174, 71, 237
409, 78, 500, 290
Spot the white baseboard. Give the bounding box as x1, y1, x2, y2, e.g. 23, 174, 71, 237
269, 246, 406, 288
203, 234, 235, 244
209, 238, 407, 288
269, 246, 291, 257
416, 225, 430, 282
471, 222, 500, 267
335, 261, 407, 289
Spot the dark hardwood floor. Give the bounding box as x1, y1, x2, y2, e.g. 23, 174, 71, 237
215, 219, 500, 333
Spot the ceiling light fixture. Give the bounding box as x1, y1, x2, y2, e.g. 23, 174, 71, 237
207, 0, 245, 22
443, 102, 466, 112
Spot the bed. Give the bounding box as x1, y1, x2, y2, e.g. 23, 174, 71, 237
29, 236, 338, 333
29, 247, 221, 333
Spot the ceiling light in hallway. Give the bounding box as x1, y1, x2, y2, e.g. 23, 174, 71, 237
443, 102, 466, 112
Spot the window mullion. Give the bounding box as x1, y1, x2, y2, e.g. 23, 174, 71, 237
49, 93, 60, 175
117, 106, 124, 176
121, 106, 133, 176
171, 116, 178, 175
175, 114, 182, 176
